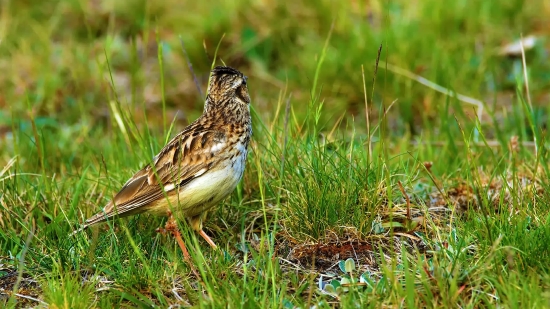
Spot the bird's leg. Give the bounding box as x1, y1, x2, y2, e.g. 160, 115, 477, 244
190, 214, 218, 249
157, 212, 192, 263
167, 218, 192, 262
199, 230, 218, 249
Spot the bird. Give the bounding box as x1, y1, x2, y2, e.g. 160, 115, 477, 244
76, 66, 252, 262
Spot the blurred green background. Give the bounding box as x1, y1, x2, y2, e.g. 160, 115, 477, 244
1, 0, 548, 145
1, 1, 550, 307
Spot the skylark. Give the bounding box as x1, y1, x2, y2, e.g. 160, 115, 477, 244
78, 66, 251, 261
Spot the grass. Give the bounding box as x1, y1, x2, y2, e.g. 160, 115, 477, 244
1, 0, 550, 307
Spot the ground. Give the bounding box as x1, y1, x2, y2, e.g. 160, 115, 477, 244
1, 0, 550, 308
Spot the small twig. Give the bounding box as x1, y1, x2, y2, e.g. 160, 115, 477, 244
13, 293, 47, 305
179, 36, 204, 99
171, 288, 185, 303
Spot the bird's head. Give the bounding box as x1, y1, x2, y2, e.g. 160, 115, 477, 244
206, 66, 250, 107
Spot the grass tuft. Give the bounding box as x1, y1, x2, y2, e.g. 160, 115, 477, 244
1, 0, 550, 307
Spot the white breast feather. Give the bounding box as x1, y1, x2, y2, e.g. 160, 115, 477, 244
151, 141, 248, 217
210, 142, 226, 153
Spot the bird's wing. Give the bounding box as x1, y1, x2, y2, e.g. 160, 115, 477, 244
83, 128, 227, 226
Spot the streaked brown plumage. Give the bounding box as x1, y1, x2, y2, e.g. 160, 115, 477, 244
78, 66, 251, 257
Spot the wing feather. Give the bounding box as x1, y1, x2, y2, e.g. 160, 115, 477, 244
84, 128, 227, 226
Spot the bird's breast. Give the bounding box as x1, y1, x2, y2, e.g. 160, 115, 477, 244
156, 140, 248, 218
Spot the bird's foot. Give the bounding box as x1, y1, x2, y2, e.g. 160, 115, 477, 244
198, 229, 218, 249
